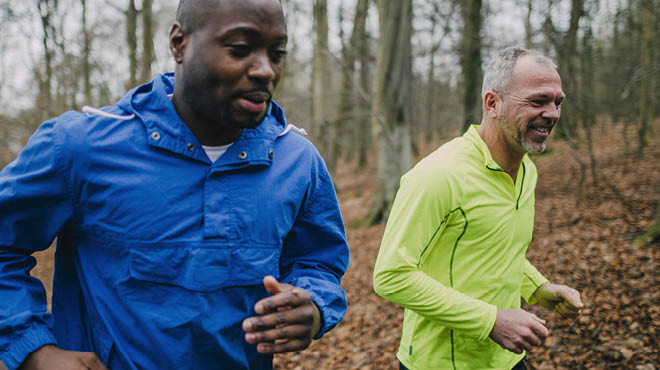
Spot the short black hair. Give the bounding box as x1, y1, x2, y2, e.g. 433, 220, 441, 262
176, 0, 283, 34
176, 0, 219, 33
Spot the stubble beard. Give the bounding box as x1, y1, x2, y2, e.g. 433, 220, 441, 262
497, 111, 546, 155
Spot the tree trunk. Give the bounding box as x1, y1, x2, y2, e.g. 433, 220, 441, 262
140, 0, 154, 84
524, 0, 533, 49
312, 0, 330, 161
356, 0, 371, 168
36, 0, 55, 120
425, 4, 438, 144
542, 0, 557, 56
637, 0, 653, 158
581, 23, 598, 187
460, 0, 483, 133
611, 2, 621, 124
81, 0, 92, 105
554, 0, 585, 203
366, 0, 413, 225
126, 0, 138, 89
337, 0, 369, 168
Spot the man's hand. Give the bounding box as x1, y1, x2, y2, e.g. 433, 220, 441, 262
242, 276, 322, 354
533, 283, 584, 318
19, 344, 107, 370
489, 308, 549, 354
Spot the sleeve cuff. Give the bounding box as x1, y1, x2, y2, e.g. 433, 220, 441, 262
478, 303, 499, 341
522, 272, 550, 305
306, 289, 329, 339
287, 276, 347, 339
2, 327, 56, 370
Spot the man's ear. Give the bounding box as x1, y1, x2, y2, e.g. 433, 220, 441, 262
170, 22, 186, 64
483, 91, 500, 119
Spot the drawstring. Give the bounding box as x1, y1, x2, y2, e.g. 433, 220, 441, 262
278, 124, 307, 137
82, 106, 135, 121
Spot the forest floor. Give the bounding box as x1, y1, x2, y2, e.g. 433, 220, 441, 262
16, 120, 660, 370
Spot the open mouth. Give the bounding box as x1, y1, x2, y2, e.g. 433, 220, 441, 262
236, 91, 270, 114
528, 121, 553, 140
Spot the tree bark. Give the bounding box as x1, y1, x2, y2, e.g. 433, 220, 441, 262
337, 0, 369, 169
637, 0, 653, 158
356, 0, 371, 168
524, 0, 533, 49
81, 0, 92, 105
140, 0, 154, 84
126, 0, 138, 89
36, 0, 55, 120
312, 0, 330, 157
425, 3, 438, 144
460, 0, 483, 133
553, 0, 585, 203
366, 0, 413, 225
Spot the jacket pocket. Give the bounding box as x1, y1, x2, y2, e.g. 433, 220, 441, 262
128, 243, 281, 291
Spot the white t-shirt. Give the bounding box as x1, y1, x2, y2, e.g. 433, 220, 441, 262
202, 143, 232, 163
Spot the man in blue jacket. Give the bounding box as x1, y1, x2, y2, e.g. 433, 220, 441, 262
0, 0, 349, 369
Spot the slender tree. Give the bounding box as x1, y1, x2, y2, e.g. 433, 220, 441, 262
337, 0, 369, 169
356, 0, 372, 168
366, 0, 413, 224
140, 0, 154, 84
81, 0, 92, 105
522, 0, 534, 49
460, 0, 483, 132
126, 0, 138, 89
581, 22, 598, 186
637, 0, 654, 158
36, 0, 57, 119
312, 0, 330, 152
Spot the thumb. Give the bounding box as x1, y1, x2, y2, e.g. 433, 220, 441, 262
263, 275, 282, 295
560, 286, 584, 309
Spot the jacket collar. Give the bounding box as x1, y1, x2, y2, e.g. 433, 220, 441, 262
462, 124, 529, 172
116, 73, 288, 167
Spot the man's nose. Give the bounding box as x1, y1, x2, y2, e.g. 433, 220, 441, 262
542, 103, 561, 121
248, 53, 276, 82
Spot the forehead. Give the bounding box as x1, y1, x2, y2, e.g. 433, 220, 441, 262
204, 0, 286, 35
508, 55, 564, 98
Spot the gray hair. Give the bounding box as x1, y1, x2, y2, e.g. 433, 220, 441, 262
481, 47, 557, 100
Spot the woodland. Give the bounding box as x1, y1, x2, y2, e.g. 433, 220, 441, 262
0, 0, 658, 369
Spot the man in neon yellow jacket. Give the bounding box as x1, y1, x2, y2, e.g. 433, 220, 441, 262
373, 47, 584, 370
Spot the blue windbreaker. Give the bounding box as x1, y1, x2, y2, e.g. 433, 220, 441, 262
0, 73, 349, 369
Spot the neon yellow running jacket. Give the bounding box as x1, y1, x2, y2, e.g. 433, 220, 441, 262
373, 126, 549, 370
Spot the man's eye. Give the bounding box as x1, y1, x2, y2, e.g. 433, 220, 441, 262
229, 44, 251, 57
270, 49, 288, 63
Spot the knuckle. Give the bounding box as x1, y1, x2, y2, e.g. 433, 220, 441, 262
275, 312, 288, 325
278, 326, 290, 338
260, 301, 273, 312
282, 294, 297, 306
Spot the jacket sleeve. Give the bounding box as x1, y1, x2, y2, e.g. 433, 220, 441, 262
521, 259, 549, 304
0, 120, 73, 369
279, 154, 349, 339
373, 165, 497, 341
